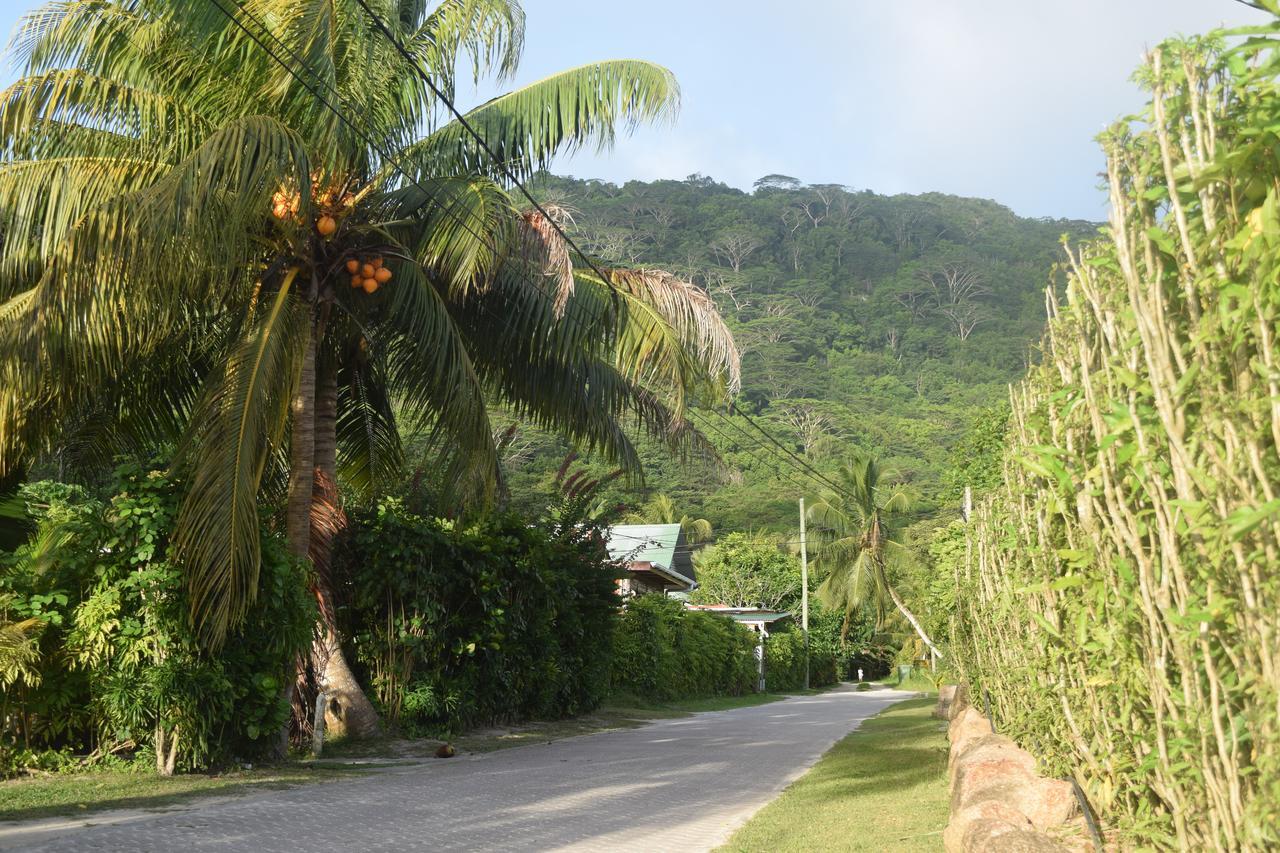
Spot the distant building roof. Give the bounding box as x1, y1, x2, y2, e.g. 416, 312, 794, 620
685, 605, 793, 624
606, 523, 695, 586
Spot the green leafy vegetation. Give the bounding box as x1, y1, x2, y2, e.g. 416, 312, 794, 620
690, 533, 801, 610
610, 595, 758, 700
0, 466, 313, 778
951, 28, 1280, 850
0, 0, 738, 745
719, 698, 948, 853
762, 631, 837, 692
499, 174, 1095, 532
339, 496, 619, 734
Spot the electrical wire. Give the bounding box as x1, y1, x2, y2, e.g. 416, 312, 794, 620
345, 0, 860, 504
207, 0, 856, 507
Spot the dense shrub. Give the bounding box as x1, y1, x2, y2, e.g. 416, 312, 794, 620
953, 34, 1280, 850
763, 628, 837, 691
340, 499, 620, 734
804, 600, 892, 681
0, 466, 312, 776
610, 595, 757, 700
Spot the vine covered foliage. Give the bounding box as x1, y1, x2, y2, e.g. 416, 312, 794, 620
0, 466, 312, 776
951, 28, 1280, 850
610, 595, 757, 700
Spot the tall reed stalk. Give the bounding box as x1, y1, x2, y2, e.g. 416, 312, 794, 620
952, 30, 1280, 850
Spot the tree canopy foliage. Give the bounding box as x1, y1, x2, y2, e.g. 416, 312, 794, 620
502, 174, 1095, 532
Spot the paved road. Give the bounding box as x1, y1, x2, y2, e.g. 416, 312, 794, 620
4, 686, 916, 853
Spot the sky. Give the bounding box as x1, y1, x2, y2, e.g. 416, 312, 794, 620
0, 0, 1266, 220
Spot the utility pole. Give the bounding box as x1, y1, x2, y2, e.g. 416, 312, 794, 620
799, 497, 810, 690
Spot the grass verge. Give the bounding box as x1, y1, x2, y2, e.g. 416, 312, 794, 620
719, 697, 949, 853
0, 764, 363, 824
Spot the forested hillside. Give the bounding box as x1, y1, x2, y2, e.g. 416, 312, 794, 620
506, 174, 1096, 531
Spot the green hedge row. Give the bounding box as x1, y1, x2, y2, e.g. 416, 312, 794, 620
341, 499, 620, 734
763, 629, 838, 692
610, 595, 757, 700
952, 36, 1280, 850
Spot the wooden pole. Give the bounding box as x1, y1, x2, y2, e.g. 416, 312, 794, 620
800, 497, 810, 691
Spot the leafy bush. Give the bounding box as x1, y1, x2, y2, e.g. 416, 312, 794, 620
952, 32, 1280, 850
610, 595, 758, 700
341, 499, 620, 734
0, 466, 313, 776
689, 533, 800, 610
763, 628, 837, 691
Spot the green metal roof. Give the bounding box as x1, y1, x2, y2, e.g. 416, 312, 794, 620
606, 523, 695, 585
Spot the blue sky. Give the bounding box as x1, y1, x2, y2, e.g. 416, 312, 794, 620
0, 1, 1265, 220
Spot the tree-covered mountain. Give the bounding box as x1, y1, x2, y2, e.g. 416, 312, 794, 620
501, 174, 1097, 533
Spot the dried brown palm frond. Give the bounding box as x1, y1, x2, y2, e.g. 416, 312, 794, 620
605, 267, 742, 396
517, 207, 576, 316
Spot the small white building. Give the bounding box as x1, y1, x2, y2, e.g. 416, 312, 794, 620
682, 605, 793, 637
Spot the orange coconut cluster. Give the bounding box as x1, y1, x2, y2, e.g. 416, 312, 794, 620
271, 181, 353, 238
347, 255, 392, 294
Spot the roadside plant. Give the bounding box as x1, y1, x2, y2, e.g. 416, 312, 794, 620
952, 27, 1280, 850
1, 466, 313, 776
807, 454, 940, 657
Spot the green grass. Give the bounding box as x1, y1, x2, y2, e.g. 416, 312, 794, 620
720, 698, 949, 853
880, 671, 940, 694
0, 764, 362, 823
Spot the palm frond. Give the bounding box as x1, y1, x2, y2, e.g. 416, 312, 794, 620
401, 59, 678, 182
173, 271, 310, 647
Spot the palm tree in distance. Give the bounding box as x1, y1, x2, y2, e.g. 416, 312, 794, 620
0, 0, 739, 741
807, 454, 941, 657
627, 493, 714, 545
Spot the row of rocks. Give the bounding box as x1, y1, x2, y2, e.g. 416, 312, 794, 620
942, 692, 1093, 852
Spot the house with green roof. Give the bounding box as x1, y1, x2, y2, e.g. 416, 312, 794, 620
605, 523, 696, 597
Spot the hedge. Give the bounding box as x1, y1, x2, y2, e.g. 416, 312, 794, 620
342, 499, 620, 733
763, 629, 838, 692
610, 595, 757, 700
951, 35, 1279, 850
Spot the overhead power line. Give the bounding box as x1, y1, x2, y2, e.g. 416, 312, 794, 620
208, 0, 854, 505
345, 0, 857, 502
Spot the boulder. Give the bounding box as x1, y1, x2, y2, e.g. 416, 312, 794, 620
952, 772, 1078, 834
1021, 777, 1078, 831
935, 684, 958, 719
948, 706, 993, 757
950, 733, 1037, 787
950, 684, 970, 719
944, 799, 1033, 852
969, 824, 1070, 852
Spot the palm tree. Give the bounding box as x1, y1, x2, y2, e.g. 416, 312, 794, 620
627, 493, 713, 545
807, 454, 940, 657
0, 0, 738, 740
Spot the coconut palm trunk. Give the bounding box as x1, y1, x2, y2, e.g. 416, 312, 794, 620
886, 580, 941, 660
277, 310, 316, 756
309, 357, 380, 738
